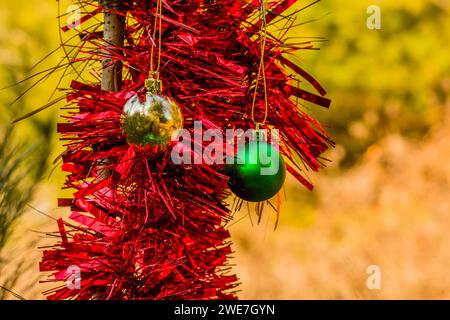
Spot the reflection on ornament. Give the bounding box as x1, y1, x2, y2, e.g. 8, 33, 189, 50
226, 140, 286, 202
121, 93, 183, 147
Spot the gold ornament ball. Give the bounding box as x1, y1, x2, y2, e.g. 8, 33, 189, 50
121, 93, 183, 147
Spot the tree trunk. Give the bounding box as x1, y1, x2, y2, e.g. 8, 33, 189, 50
101, 0, 125, 92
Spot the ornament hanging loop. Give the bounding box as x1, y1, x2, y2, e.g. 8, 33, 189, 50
251, 0, 269, 127
147, 0, 164, 95
254, 122, 267, 142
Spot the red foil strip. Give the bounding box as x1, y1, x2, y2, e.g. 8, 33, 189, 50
40, 0, 332, 300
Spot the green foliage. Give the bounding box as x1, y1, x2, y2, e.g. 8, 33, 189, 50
0, 1, 58, 298
0, 66, 52, 253
292, 0, 450, 166
0, 121, 51, 299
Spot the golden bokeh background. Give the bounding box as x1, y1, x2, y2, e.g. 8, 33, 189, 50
1, 0, 449, 299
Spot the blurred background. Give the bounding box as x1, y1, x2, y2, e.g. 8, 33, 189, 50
1, 0, 449, 299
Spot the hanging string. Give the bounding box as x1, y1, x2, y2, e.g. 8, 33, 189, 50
157, 0, 163, 83
251, 0, 269, 127
147, 0, 163, 93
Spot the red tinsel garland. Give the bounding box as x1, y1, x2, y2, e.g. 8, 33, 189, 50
39, 0, 332, 299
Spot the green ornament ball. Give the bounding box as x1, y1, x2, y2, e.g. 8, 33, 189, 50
121, 93, 183, 147
226, 140, 286, 202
